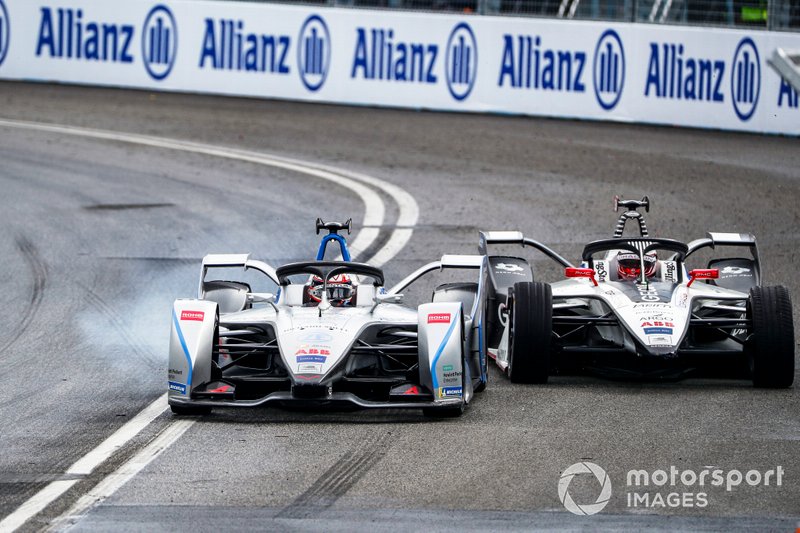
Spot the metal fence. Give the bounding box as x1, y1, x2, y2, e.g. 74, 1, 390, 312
227, 0, 800, 30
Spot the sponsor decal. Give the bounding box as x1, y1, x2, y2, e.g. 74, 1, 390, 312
644, 327, 673, 335
777, 79, 799, 109
296, 354, 327, 363
168, 368, 183, 376
0, 0, 9, 67
720, 266, 750, 275
593, 29, 625, 111
428, 313, 451, 324
641, 320, 674, 327
498, 34, 586, 94
559, 462, 612, 515
199, 17, 290, 75
180, 310, 205, 321
445, 22, 477, 101
634, 303, 670, 308
663, 261, 677, 283
595, 261, 608, 283
442, 370, 461, 384
730, 37, 760, 122
298, 14, 329, 91
440, 386, 462, 397
142, 4, 177, 80
297, 362, 322, 374
168, 381, 187, 394
638, 314, 673, 322
442, 364, 454, 372
645, 42, 724, 104
295, 346, 331, 356
303, 331, 333, 343
677, 292, 689, 308
648, 334, 672, 346
403, 385, 420, 395
36, 7, 135, 64
352, 26, 437, 85
495, 263, 525, 273
636, 284, 661, 302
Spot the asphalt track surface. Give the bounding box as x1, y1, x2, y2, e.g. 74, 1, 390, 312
0, 81, 798, 532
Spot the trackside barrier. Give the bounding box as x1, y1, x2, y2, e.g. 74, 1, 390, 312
0, 0, 797, 135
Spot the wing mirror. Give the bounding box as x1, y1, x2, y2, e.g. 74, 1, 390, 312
565, 267, 598, 286
687, 269, 719, 287
374, 293, 404, 304
248, 292, 276, 303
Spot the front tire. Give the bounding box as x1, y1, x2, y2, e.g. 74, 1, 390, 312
507, 281, 552, 384
749, 285, 795, 388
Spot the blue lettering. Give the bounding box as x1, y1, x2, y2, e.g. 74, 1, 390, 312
498, 34, 585, 92
351, 27, 436, 84
198, 18, 290, 75
644, 42, 725, 103
778, 79, 799, 108
36, 8, 56, 57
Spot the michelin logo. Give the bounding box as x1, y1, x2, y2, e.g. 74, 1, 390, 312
298, 14, 329, 92
593, 29, 625, 111
0, 0, 9, 67
168, 381, 187, 395
446, 22, 477, 101
142, 4, 177, 81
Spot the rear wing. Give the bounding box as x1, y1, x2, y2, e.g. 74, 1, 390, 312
686, 232, 761, 280
478, 231, 573, 268
388, 254, 485, 296
199, 254, 279, 297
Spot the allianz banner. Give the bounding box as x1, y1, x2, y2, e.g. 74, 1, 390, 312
0, 0, 797, 135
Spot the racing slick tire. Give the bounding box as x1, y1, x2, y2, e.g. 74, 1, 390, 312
170, 404, 212, 416
507, 281, 552, 384
748, 285, 795, 388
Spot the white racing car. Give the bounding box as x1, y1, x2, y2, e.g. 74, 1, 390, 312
168, 220, 489, 417
480, 197, 795, 387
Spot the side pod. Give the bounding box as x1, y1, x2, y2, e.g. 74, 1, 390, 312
418, 302, 465, 403
168, 299, 218, 400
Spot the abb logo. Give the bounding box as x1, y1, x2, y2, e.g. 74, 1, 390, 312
295, 348, 331, 356
428, 313, 451, 324
641, 321, 674, 328
180, 310, 205, 321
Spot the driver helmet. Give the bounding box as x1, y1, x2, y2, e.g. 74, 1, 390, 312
307, 274, 355, 306
617, 252, 657, 281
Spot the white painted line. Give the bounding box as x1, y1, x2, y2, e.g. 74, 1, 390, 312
0, 119, 385, 261
46, 419, 196, 533
0, 119, 420, 531
0, 394, 168, 533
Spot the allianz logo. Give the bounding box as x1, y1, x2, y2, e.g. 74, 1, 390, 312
644, 37, 764, 121
0, 0, 9, 67
351, 22, 478, 101
34, 5, 177, 81
496, 28, 625, 112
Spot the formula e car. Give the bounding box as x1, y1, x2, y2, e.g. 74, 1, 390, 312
480, 197, 795, 387
168, 219, 489, 417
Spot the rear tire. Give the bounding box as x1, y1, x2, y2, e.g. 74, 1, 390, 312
749, 286, 795, 388
508, 281, 552, 384
170, 404, 212, 416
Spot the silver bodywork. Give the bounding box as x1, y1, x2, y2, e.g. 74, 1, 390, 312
481, 230, 759, 373
168, 254, 488, 412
